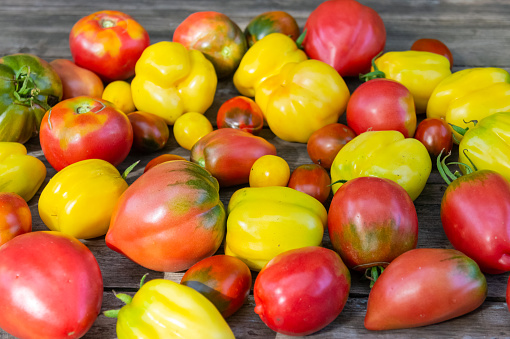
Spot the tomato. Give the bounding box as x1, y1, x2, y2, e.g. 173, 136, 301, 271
507, 276, 510, 313
0, 192, 31, 246
254, 246, 351, 336
414, 118, 453, 159
244, 11, 300, 47
347, 78, 417, 137
0, 231, 103, 339
173, 112, 213, 150
39, 96, 133, 171
128, 111, 170, 153
365, 248, 487, 330
328, 177, 418, 272
307, 123, 356, 169
102, 80, 136, 113
173, 11, 247, 79
217, 96, 264, 135
69, 10, 150, 82
144, 154, 187, 173
180, 255, 252, 318
287, 164, 331, 204
49, 59, 104, 100
411, 38, 454, 69
249, 155, 290, 187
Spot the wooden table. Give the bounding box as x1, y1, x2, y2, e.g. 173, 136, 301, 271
2, 0, 510, 337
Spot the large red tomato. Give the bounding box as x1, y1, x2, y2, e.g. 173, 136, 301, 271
0, 192, 31, 246
39, 96, 133, 171
106, 160, 226, 272
69, 10, 150, 82
254, 246, 351, 336
0, 231, 103, 339
346, 78, 417, 137
328, 177, 418, 271
301, 0, 386, 77
180, 255, 252, 318
365, 248, 487, 330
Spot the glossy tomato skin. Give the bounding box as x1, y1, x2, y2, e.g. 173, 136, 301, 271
307, 123, 356, 169
507, 276, 510, 313
414, 118, 453, 159
288, 164, 331, 204
49, 59, 104, 100
0, 231, 103, 339
144, 154, 187, 173
0, 192, 31, 246
328, 177, 418, 270
365, 248, 487, 330
181, 255, 252, 318
39, 96, 133, 171
411, 38, 453, 69
441, 170, 510, 274
347, 78, 417, 137
69, 10, 150, 82
244, 11, 300, 47
217, 96, 264, 135
254, 246, 351, 336
128, 111, 169, 153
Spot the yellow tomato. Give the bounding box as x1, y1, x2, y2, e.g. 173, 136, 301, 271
173, 112, 213, 150
102, 80, 136, 113
249, 155, 290, 187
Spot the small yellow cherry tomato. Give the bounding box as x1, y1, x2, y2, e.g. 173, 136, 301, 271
174, 112, 213, 150
102, 80, 136, 113
249, 155, 290, 187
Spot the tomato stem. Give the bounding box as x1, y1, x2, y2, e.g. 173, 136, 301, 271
364, 266, 385, 288
295, 29, 306, 50
122, 160, 140, 180
359, 52, 385, 81
12, 65, 50, 110
100, 19, 116, 28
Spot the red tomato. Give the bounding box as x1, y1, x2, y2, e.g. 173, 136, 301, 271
0, 192, 31, 246
287, 164, 331, 204
328, 177, 418, 271
128, 111, 170, 153
0, 231, 103, 339
307, 123, 356, 169
180, 255, 252, 318
173, 11, 247, 79
414, 118, 453, 159
49, 59, 104, 100
302, 0, 386, 76
365, 248, 487, 330
144, 154, 187, 173
69, 10, 150, 82
347, 78, 417, 137
39, 96, 133, 171
217, 96, 264, 135
244, 11, 300, 47
441, 168, 510, 274
507, 276, 510, 313
106, 160, 226, 272
411, 38, 454, 69
254, 246, 351, 336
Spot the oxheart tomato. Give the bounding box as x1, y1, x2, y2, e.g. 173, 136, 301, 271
49, 59, 104, 100
128, 111, 169, 153
254, 246, 351, 336
365, 248, 487, 330
347, 78, 417, 137
411, 38, 453, 69
307, 123, 356, 170
144, 154, 187, 173
244, 11, 300, 47
39, 96, 133, 171
328, 177, 418, 271
217, 96, 264, 135
106, 160, 226, 272
0, 192, 31, 246
414, 117, 453, 159
70, 10, 150, 82
301, 0, 386, 77
180, 255, 252, 318
288, 164, 331, 204
0, 231, 103, 339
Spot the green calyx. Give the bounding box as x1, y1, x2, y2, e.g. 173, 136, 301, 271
103, 274, 149, 319
359, 52, 385, 82
122, 160, 140, 180
295, 29, 306, 50
360, 265, 386, 288
437, 149, 478, 185
12, 65, 50, 110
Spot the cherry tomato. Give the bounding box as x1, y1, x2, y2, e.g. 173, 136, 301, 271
287, 164, 331, 204
249, 155, 290, 187
39, 96, 133, 171
244, 11, 300, 47
70, 10, 150, 82
217, 96, 264, 135
102, 80, 136, 113
414, 118, 453, 159
307, 123, 356, 169
347, 78, 417, 137
173, 112, 213, 150
144, 154, 187, 173
181, 255, 252, 318
411, 38, 454, 69
49, 59, 104, 100
128, 111, 170, 153
0, 192, 31, 246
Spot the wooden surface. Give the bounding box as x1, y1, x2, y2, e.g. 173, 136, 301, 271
2, 0, 510, 338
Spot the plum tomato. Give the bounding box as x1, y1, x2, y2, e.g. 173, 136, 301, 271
49, 59, 104, 100
173, 112, 213, 150
411, 38, 454, 69
307, 123, 356, 169
244, 11, 300, 47
128, 111, 170, 153
217, 96, 264, 135
0, 192, 31, 246
288, 164, 331, 204
144, 154, 187, 173
414, 117, 453, 159
249, 155, 290, 187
